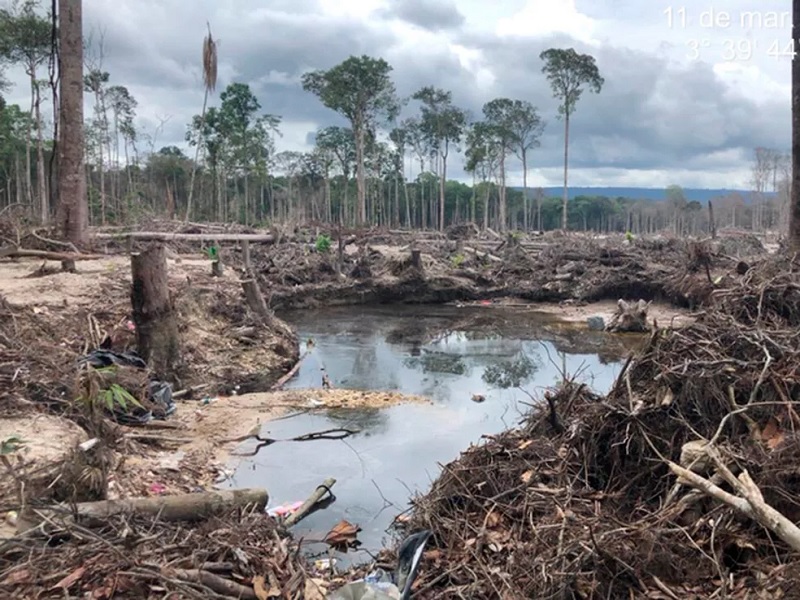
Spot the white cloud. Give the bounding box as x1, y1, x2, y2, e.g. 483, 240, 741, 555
496, 0, 598, 44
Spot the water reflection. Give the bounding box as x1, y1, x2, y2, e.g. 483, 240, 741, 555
225, 305, 634, 565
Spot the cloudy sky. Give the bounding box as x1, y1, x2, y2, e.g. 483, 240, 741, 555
3, 0, 793, 189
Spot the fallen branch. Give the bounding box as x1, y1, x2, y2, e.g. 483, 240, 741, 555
169, 568, 257, 599
668, 460, 800, 552
283, 477, 336, 528
270, 351, 309, 391
462, 246, 503, 263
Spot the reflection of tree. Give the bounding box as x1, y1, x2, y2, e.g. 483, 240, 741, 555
403, 351, 468, 375
351, 343, 379, 382
482, 354, 540, 389
323, 407, 389, 436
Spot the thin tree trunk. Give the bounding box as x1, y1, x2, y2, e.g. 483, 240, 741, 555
34, 82, 48, 224
355, 124, 366, 225
498, 154, 507, 231
25, 70, 35, 213
562, 113, 570, 231
185, 87, 209, 222
439, 146, 447, 230
522, 150, 528, 231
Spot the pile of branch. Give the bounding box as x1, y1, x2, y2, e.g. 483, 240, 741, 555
394, 256, 800, 599
0, 509, 315, 598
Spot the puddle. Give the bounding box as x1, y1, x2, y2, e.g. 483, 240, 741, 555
223, 305, 637, 565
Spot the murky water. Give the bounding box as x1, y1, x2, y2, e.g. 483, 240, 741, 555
223, 305, 634, 565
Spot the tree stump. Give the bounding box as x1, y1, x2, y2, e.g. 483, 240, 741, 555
61, 259, 76, 273
131, 243, 181, 378
211, 259, 223, 277
410, 249, 422, 270
241, 240, 252, 274
605, 299, 652, 333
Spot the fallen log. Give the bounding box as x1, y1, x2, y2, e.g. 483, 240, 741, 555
270, 351, 309, 391
0, 245, 106, 261
19, 488, 269, 531
463, 246, 503, 263
94, 232, 276, 243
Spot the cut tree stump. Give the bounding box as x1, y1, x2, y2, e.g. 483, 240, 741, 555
605, 299, 652, 333
61, 259, 76, 273
241, 240, 252, 274
410, 249, 422, 270
131, 243, 181, 377
19, 488, 269, 531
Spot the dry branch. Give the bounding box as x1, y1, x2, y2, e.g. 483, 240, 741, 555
668, 461, 800, 552
282, 477, 336, 528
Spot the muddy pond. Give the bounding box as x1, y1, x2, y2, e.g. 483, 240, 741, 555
222, 305, 641, 565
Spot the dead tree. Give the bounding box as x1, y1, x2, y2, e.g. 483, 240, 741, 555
131, 243, 181, 378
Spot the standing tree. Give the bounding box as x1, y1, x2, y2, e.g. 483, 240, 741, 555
301, 55, 399, 226
0, 0, 51, 223
464, 121, 501, 230
482, 98, 516, 231
56, 0, 88, 244
412, 86, 466, 230
506, 100, 545, 231
185, 23, 217, 221
315, 125, 355, 224
540, 48, 604, 231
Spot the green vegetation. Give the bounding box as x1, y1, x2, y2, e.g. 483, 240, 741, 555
315, 233, 332, 253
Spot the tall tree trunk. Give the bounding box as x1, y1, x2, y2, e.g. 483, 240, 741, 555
791, 0, 800, 252
25, 70, 35, 214
56, 0, 88, 245
522, 150, 528, 231
498, 154, 507, 231
355, 123, 366, 225
439, 146, 448, 231
562, 113, 570, 231
34, 83, 48, 224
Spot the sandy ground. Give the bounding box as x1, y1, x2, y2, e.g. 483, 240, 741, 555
457, 297, 694, 329
530, 299, 694, 329
0, 254, 227, 308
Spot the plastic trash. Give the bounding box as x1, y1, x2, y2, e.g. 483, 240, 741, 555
266, 500, 303, 518
77, 348, 176, 424
78, 348, 146, 370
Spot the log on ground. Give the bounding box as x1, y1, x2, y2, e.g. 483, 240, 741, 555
20, 488, 269, 530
